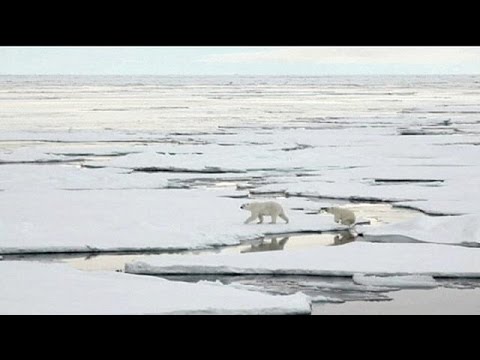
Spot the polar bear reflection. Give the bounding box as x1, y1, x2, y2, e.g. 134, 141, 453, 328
333, 230, 356, 245
240, 231, 356, 254
241, 237, 290, 253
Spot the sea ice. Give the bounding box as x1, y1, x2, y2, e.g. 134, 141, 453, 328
363, 214, 480, 245
0, 261, 311, 315
352, 274, 437, 289
125, 242, 480, 278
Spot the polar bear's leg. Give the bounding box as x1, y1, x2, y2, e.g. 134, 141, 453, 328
244, 214, 258, 224
279, 213, 289, 224
257, 215, 264, 224
334, 214, 340, 223
270, 214, 277, 224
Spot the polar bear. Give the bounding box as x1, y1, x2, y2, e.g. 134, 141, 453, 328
240, 201, 289, 224
321, 207, 356, 227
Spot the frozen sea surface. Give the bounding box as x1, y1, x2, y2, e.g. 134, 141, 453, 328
1, 75, 479, 314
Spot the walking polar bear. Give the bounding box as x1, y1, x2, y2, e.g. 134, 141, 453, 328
321, 207, 356, 227
240, 201, 289, 224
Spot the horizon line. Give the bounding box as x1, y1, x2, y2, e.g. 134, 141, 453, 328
1, 73, 479, 76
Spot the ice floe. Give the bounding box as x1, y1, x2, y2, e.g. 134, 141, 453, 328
363, 214, 480, 245
0, 261, 311, 315
0, 189, 344, 254
352, 274, 437, 289
125, 242, 480, 278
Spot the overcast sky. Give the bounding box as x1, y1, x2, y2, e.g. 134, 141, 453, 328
0, 47, 479, 75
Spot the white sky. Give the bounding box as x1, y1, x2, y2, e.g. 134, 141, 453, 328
0, 46, 479, 75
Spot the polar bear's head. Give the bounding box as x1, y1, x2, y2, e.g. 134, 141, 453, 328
319, 207, 334, 214
240, 203, 252, 210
